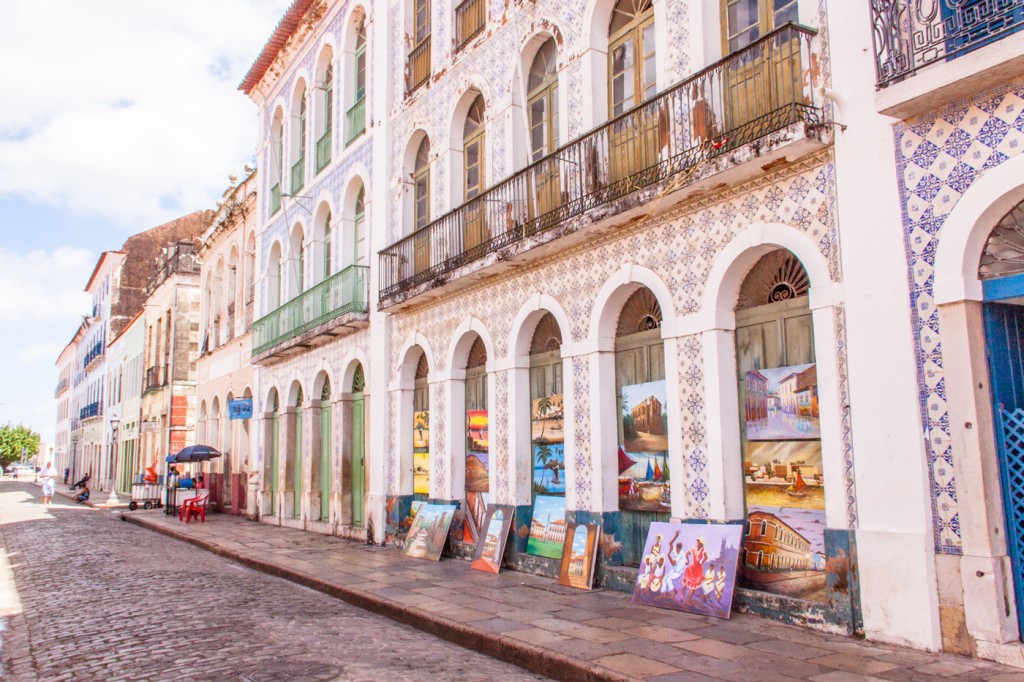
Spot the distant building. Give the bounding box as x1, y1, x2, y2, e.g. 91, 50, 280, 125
795, 365, 818, 418
744, 370, 769, 422
743, 511, 813, 572
631, 395, 664, 435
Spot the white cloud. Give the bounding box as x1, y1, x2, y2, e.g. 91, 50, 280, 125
18, 342, 66, 363
0, 0, 291, 227
0, 246, 94, 321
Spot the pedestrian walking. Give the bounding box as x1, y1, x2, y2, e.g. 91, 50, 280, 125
12, 467, 18, 481
39, 461, 58, 505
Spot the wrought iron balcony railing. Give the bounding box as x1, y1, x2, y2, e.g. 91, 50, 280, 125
252, 264, 369, 356
55, 378, 68, 398
80, 401, 101, 421
82, 341, 104, 370
346, 97, 366, 145
316, 129, 332, 173
291, 156, 305, 194
380, 23, 822, 300
148, 241, 200, 294
455, 0, 486, 51
145, 364, 168, 392
872, 0, 1024, 88
406, 37, 431, 95
270, 182, 282, 214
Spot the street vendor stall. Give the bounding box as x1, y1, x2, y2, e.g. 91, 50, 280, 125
163, 445, 221, 516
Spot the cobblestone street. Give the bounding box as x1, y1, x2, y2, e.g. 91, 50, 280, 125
0, 481, 547, 681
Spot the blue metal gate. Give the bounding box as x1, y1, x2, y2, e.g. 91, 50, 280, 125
984, 302, 1024, 640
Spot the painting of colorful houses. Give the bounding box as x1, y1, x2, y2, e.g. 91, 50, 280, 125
619, 381, 670, 512
471, 505, 514, 574
527, 495, 567, 559
741, 506, 827, 602
403, 503, 456, 561
631, 521, 743, 619
744, 364, 820, 440
558, 521, 601, 590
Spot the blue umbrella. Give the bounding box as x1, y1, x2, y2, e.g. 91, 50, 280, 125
170, 445, 223, 463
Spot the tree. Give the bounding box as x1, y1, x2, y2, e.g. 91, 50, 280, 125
0, 424, 41, 469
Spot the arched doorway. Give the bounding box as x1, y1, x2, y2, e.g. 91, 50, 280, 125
348, 364, 366, 526
733, 249, 826, 602
413, 354, 430, 500
267, 389, 280, 516
463, 336, 489, 542
287, 384, 304, 520
315, 377, 332, 523
979, 199, 1024, 639
614, 287, 669, 566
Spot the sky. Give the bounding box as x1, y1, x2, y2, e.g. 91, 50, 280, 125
0, 0, 292, 449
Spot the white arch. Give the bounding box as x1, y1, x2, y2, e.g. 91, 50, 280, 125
395, 331, 436, 383
339, 347, 372, 394
262, 384, 282, 413
507, 293, 574, 359
934, 154, 1024, 304
701, 222, 840, 330
588, 264, 678, 347
446, 317, 496, 374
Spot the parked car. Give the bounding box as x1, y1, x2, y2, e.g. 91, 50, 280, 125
5, 465, 36, 477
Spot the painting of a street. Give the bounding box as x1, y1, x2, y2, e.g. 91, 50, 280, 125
402, 503, 456, 561
631, 521, 743, 619
741, 506, 827, 602
619, 381, 670, 512
744, 364, 819, 440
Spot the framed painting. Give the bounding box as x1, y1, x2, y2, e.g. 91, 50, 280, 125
527, 495, 567, 559
558, 521, 601, 590
403, 503, 456, 561
471, 504, 515, 573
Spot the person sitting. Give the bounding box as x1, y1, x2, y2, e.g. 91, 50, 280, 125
75, 486, 91, 504
70, 472, 91, 490
196, 473, 205, 490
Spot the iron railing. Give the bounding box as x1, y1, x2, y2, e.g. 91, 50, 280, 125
55, 378, 68, 398
316, 129, 332, 173
455, 0, 486, 50
82, 341, 104, 369
252, 264, 369, 356
346, 97, 366, 144
270, 182, 282, 214
872, 0, 1024, 87
380, 23, 821, 299
148, 242, 200, 294
145, 364, 168, 392
291, 157, 305, 194
406, 37, 431, 95
80, 401, 101, 421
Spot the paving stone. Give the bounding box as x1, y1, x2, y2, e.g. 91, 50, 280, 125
807, 652, 900, 675
595, 653, 679, 677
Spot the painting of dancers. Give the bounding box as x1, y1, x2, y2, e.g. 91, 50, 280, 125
631, 521, 743, 619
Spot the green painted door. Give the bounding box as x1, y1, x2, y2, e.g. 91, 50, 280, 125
294, 408, 303, 518
271, 413, 279, 515
352, 394, 365, 526
320, 402, 331, 521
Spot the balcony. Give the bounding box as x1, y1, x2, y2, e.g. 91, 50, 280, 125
406, 37, 431, 95
872, 0, 1024, 116
148, 241, 200, 294
380, 24, 826, 306
80, 401, 102, 422
346, 98, 366, 145
270, 182, 282, 214
145, 364, 168, 393
55, 378, 68, 398
82, 341, 104, 370
251, 264, 369, 361
316, 129, 332, 173
455, 0, 485, 51
291, 157, 305, 194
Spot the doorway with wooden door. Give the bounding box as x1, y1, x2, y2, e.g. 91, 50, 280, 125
462, 95, 488, 256
608, 0, 658, 185
527, 37, 560, 232
349, 364, 366, 527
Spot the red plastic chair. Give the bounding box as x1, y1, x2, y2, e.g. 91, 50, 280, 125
178, 494, 209, 523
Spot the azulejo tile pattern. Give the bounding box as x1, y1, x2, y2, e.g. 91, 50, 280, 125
894, 80, 1024, 553
383, 151, 858, 527
493, 370, 510, 500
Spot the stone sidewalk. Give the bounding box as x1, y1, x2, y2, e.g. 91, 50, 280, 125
122, 511, 1024, 682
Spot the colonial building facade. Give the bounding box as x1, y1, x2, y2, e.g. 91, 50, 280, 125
225, 0, 1024, 665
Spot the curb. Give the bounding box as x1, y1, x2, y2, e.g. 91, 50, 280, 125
121, 513, 630, 682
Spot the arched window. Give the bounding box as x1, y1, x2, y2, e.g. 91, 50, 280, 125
414, 138, 431, 230
316, 51, 334, 173
407, 0, 431, 93
463, 96, 486, 201
609, 0, 655, 117
271, 109, 284, 214
724, 0, 798, 53
348, 18, 367, 143
322, 209, 333, 279
354, 187, 367, 267
528, 38, 559, 162
292, 85, 307, 193
269, 242, 283, 309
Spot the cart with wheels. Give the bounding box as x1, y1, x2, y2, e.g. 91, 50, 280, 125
128, 483, 163, 511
